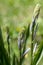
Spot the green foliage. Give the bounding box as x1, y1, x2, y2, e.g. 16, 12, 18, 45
0, 0, 43, 65
33, 40, 43, 65
0, 28, 10, 65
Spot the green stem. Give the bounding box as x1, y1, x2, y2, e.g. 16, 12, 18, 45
31, 19, 35, 65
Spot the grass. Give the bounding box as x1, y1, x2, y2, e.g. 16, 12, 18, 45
0, 0, 43, 65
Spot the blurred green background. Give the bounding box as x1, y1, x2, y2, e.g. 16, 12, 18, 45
0, 0, 43, 65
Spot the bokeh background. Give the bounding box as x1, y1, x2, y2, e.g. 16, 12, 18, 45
0, 0, 43, 65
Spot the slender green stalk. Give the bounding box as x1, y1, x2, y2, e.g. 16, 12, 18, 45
31, 20, 35, 65
31, 4, 40, 65
6, 27, 11, 65
19, 44, 22, 65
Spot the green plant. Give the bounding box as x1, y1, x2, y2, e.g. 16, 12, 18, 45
0, 3, 43, 65
30, 4, 43, 65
